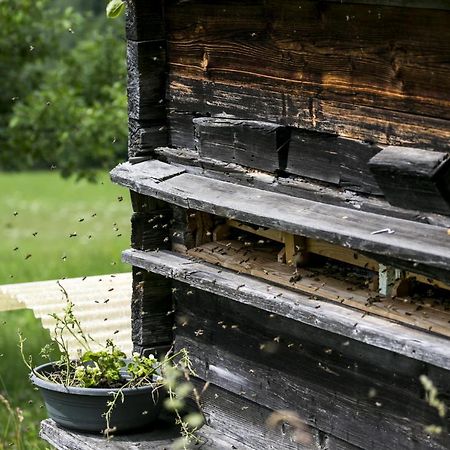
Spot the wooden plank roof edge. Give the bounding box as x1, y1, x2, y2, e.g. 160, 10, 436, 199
110, 161, 450, 274
121, 248, 450, 371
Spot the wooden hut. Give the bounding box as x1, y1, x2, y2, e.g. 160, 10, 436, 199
42, 0, 450, 448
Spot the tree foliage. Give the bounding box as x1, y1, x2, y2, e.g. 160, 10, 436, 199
0, 0, 127, 180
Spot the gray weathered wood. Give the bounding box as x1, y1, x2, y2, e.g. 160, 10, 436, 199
153, 146, 450, 228
369, 146, 450, 214
127, 40, 166, 122
111, 160, 450, 279
194, 117, 289, 173
177, 335, 448, 450
121, 248, 450, 370
40, 418, 247, 450
287, 129, 382, 194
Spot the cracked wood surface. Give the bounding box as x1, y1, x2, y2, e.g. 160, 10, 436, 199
110, 160, 450, 282
121, 248, 450, 371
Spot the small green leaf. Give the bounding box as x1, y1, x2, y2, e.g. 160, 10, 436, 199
184, 412, 204, 429
106, 0, 125, 19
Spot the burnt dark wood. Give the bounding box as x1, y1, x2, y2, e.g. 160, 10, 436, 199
194, 117, 289, 173
287, 129, 382, 194
111, 161, 450, 282
126, 0, 165, 41
129, 191, 167, 214
168, 75, 450, 151
173, 284, 450, 450
128, 125, 168, 157
369, 146, 450, 215
127, 40, 166, 122
131, 267, 173, 350
166, 0, 450, 148
131, 211, 171, 251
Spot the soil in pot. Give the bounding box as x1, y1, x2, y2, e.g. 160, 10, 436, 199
31, 362, 163, 433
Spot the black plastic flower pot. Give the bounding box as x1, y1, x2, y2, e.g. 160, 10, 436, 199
31, 362, 163, 433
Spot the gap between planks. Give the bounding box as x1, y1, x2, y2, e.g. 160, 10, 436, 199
187, 241, 450, 338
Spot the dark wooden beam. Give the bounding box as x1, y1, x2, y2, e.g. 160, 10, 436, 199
369, 146, 450, 215
153, 146, 450, 228
111, 160, 450, 280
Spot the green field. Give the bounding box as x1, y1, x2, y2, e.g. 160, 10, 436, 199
0, 171, 131, 449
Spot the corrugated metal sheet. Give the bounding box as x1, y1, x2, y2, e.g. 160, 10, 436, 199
0, 273, 133, 356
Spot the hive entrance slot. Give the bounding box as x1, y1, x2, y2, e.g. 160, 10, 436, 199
174, 212, 450, 337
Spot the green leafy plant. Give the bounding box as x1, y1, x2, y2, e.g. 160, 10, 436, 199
106, 0, 125, 19
20, 284, 205, 447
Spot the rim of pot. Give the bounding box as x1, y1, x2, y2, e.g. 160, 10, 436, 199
31, 362, 160, 396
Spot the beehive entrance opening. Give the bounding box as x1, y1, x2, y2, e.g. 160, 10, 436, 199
172, 211, 450, 337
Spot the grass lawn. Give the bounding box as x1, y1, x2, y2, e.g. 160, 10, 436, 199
0, 171, 131, 449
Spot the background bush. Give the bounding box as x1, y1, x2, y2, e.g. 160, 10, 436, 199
0, 0, 127, 180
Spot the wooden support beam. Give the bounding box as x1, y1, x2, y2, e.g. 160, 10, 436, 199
111, 161, 450, 285
378, 264, 405, 297
122, 248, 450, 370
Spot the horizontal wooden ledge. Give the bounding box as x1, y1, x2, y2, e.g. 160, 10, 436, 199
122, 248, 450, 371
110, 160, 450, 278
40, 419, 246, 450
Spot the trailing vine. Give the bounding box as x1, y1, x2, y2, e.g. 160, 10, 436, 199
20, 284, 205, 448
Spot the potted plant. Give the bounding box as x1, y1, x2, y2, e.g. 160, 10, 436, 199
20, 284, 204, 445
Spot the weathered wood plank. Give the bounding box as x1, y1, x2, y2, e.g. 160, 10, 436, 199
166, 0, 450, 139
131, 267, 173, 349
369, 146, 450, 214
121, 248, 450, 370
194, 117, 289, 173
326, 0, 450, 10
176, 333, 448, 450
127, 40, 166, 122
40, 418, 247, 450
168, 75, 450, 150
287, 129, 382, 194
172, 285, 450, 449
153, 146, 450, 228
111, 161, 450, 280
128, 125, 168, 157
131, 211, 171, 251
198, 381, 333, 450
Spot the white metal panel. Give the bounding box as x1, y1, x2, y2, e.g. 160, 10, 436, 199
0, 273, 133, 356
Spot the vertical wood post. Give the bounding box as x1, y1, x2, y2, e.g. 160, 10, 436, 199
130, 192, 173, 356
126, 0, 168, 158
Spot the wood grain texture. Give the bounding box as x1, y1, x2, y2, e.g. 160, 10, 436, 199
121, 248, 450, 371
153, 146, 450, 228
369, 146, 450, 214
111, 161, 450, 282
172, 285, 449, 450
127, 40, 166, 122
166, 0, 450, 147
131, 211, 171, 251
40, 418, 247, 450
288, 129, 382, 194
125, 0, 165, 41
131, 267, 173, 348
194, 117, 289, 173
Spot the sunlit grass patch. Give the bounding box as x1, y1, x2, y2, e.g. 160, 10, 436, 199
0, 171, 130, 448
